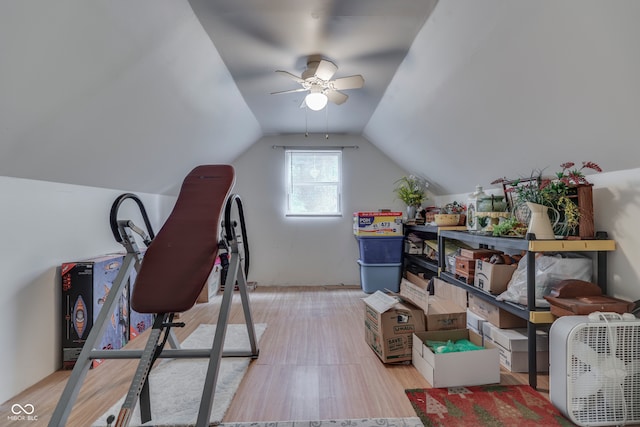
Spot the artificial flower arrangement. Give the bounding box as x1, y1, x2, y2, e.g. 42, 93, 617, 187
442, 201, 467, 214
394, 175, 428, 207
491, 161, 602, 237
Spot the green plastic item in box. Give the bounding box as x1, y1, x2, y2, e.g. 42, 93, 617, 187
426, 339, 484, 354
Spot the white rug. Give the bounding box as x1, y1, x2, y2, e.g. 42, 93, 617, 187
92, 323, 267, 427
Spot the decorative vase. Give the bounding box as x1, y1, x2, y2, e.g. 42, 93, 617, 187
526, 202, 555, 240
406, 205, 417, 219
466, 185, 487, 231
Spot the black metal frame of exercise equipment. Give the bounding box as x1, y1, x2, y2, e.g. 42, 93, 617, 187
49, 192, 258, 427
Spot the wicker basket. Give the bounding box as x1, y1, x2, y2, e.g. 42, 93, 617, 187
434, 214, 460, 226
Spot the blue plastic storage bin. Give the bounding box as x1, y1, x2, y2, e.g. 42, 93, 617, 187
357, 236, 404, 263
357, 260, 402, 294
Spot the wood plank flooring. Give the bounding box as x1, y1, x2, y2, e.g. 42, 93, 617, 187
1, 286, 549, 425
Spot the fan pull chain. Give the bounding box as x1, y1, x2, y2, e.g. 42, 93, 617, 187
305, 106, 309, 137
325, 102, 329, 139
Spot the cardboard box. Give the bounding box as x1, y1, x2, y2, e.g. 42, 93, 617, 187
459, 248, 502, 260
466, 308, 487, 342
433, 277, 468, 309
425, 296, 466, 331
404, 239, 424, 254
364, 291, 425, 363
412, 329, 500, 388
197, 256, 222, 303
353, 211, 403, 236
467, 294, 527, 329
482, 322, 549, 352
61, 254, 128, 368
61, 253, 154, 368
473, 260, 517, 295
400, 277, 429, 313
128, 266, 154, 340
455, 256, 475, 283
401, 276, 466, 331
482, 322, 549, 372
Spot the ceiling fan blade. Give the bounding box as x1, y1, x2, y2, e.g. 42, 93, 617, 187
315, 59, 338, 81
275, 70, 304, 84
271, 87, 307, 95
326, 89, 348, 105
331, 75, 365, 90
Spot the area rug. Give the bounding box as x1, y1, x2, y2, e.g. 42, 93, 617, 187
92, 323, 267, 427
405, 385, 575, 426
219, 419, 423, 427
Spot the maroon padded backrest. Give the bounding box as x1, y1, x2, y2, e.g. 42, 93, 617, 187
131, 165, 235, 314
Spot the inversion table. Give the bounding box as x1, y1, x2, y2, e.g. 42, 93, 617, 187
49, 165, 259, 427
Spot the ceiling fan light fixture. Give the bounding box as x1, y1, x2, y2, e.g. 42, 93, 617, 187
273, 56, 363, 111
305, 90, 328, 111
305, 93, 328, 111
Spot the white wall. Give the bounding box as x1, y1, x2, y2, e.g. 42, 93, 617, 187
231, 134, 409, 286
433, 168, 640, 304
0, 177, 175, 403
590, 168, 640, 302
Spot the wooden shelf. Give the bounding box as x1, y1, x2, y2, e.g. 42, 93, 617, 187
527, 239, 615, 252
439, 229, 615, 253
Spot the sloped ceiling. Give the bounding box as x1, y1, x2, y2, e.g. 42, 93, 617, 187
0, 0, 261, 195
1, 1, 639, 196
365, 1, 640, 195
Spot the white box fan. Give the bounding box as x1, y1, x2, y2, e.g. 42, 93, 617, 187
550, 312, 640, 426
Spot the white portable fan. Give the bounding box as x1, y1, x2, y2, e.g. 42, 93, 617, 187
550, 312, 640, 426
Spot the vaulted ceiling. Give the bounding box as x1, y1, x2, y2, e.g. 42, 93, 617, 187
1, 1, 639, 196
188, 0, 438, 135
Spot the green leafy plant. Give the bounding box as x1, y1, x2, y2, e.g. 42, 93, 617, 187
394, 175, 427, 207
492, 216, 527, 237
492, 161, 601, 236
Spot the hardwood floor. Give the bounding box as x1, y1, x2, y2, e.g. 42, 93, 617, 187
1, 286, 549, 425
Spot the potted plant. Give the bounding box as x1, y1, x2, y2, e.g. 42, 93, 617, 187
394, 175, 427, 218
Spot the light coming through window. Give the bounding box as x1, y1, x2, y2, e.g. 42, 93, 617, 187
285, 150, 342, 216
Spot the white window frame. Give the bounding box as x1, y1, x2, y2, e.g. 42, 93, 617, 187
285, 149, 342, 217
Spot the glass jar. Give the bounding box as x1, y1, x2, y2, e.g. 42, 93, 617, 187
478, 195, 507, 212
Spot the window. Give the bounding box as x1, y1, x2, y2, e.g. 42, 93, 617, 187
285, 150, 342, 216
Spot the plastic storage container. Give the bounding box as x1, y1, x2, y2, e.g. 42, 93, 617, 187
357, 260, 402, 293
357, 236, 404, 263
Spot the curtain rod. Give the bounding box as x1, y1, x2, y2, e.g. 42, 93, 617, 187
271, 145, 359, 150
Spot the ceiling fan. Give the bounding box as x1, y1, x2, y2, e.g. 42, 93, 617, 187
271, 55, 365, 111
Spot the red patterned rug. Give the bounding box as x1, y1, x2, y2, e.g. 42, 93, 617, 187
405, 384, 575, 426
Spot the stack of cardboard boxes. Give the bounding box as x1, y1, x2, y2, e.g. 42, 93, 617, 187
364, 250, 550, 387
363, 273, 469, 365
454, 248, 502, 284
363, 273, 501, 387
465, 255, 550, 374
